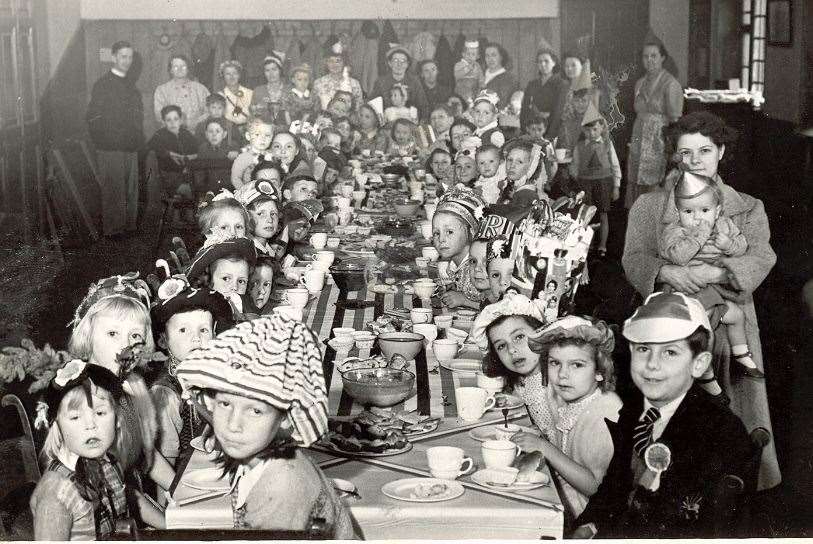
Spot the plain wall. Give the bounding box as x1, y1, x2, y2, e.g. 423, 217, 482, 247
649, 0, 690, 86
763, 0, 808, 124
79, 0, 559, 19
45, 0, 81, 78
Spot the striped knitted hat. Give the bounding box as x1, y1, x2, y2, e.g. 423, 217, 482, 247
176, 314, 328, 447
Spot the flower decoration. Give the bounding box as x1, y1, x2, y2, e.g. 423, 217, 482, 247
0, 338, 73, 394
158, 277, 188, 302
54, 359, 87, 388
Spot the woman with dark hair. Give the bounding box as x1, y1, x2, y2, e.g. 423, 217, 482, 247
153, 54, 210, 132
482, 42, 519, 107
520, 48, 569, 138
625, 31, 684, 208
622, 111, 780, 491
250, 52, 289, 126
419, 59, 453, 110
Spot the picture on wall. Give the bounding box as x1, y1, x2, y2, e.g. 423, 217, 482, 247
766, 0, 792, 46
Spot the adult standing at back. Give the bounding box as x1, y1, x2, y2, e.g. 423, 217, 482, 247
86, 41, 143, 237
481, 42, 518, 108
520, 48, 568, 139
312, 38, 364, 112
153, 54, 210, 133
625, 31, 684, 208
370, 44, 428, 120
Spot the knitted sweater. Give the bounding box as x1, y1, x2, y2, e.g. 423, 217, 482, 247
86, 71, 144, 151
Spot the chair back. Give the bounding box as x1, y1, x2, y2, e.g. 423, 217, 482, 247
0, 394, 42, 539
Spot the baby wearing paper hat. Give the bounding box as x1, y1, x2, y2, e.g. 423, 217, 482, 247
657, 167, 763, 386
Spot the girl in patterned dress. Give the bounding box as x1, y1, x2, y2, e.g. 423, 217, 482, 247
176, 314, 356, 537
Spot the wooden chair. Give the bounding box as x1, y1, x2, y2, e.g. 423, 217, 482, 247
711, 427, 771, 537
110, 517, 333, 540
0, 394, 42, 539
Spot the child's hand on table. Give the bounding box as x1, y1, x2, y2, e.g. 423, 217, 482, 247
511, 432, 547, 453
440, 291, 468, 309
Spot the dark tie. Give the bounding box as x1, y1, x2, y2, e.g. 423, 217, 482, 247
633, 407, 661, 458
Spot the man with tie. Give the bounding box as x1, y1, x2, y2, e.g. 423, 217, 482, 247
572, 291, 751, 538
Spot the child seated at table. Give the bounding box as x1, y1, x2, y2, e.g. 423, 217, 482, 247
197, 190, 250, 240
282, 174, 319, 204
150, 273, 233, 466
314, 128, 345, 188
273, 199, 324, 274
453, 149, 479, 189
484, 221, 522, 303
246, 256, 276, 315
387, 118, 418, 157
31, 360, 164, 539
489, 137, 556, 225
235, 177, 281, 258
468, 214, 517, 307
571, 292, 751, 539
433, 187, 486, 309
355, 103, 389, 156
249, 156, 284, 193
474, 144, 506, 205
231, 117, 274, 189
175, 314, 356, 536
384, 84, 418, 125
270, 131, 311, 177
195, 118, 240, 196
196, 93, 240, 147
148, 105, 200, 206
472, 90, 505, 148
186, 235, 257, 318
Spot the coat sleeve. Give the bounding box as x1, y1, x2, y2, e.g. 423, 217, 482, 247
622, 194, 670, 296
717, 199, 776, 295
659, 222, 705, 266
718, 216, 749, 257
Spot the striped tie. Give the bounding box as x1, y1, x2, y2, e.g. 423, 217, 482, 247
633, 407, 661, 458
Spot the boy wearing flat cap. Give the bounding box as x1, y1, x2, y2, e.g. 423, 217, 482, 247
573, 291, 751, 539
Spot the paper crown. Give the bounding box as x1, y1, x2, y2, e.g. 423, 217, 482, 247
476, 214, 516, 241
234, 178, 280, 207
386, 44, 411, 63
473, 89, 500, 107
674, 170, 716, 200
464, 40, 479, 49
71, 272, 151, 327
571, 58, 593, 91
623, 291, 712, 345
436, 186, 486, 233
581, 101, 604, 126
264, 51, 286, 67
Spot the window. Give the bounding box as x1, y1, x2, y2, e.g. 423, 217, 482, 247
742, 0, 766, 96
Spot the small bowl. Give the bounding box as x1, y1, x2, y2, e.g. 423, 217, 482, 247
394, 199, 422, 218
453, 319, 474, 332
341, 367, 415, 407
355, 337, 376, 350
328, 337, 355, 351
377, 331, 425, 361
446, 327, 469, 344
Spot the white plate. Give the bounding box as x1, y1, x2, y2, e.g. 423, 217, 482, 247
468, 424, 539, 442
487, 393, 525, 411
471, 469, 549, 491
181, 468, 231, 491
342, 249, 376, 257
439, 358, 482, 374
382, 478, 464, 502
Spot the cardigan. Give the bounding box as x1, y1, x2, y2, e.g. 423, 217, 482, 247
622, 180, 780, 490
153, 79, 210, 131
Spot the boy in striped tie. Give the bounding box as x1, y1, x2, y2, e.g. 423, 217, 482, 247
572, 291, 751, 538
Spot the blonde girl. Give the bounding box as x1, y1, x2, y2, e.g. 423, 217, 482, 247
197, 190, 250, 239
31, 360, 164, 539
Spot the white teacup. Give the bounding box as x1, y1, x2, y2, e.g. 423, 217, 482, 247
413, 281, 437, 300
332, 327, 356, 341
412, 324, 438, 346
432, 339, 459, 361
410, 308, 434, 324
421, 246, 440, 262
481, 439, 521, 469
476, 372, 505, 395
446, 327, 469, 345
310, 233, 328, 250
434, 315, 453, 329
455, 387, 495, 422
337, 196, 352, 210
415, 257, 430, 269
493, 423, 522, 441
338, 210, 353, 225
284, 288, 310, 309
352, 190, 366, 207
273, 304, 303, 321
314, 251, 335, 267
426, 446, 473, 480
303, 269, 325, 293
414, 168, 426, 180
555, 148, 568, 162
310, 260, 331, 273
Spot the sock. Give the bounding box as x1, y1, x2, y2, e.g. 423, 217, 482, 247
732, 344, 757, 368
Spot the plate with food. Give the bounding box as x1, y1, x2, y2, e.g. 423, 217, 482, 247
488, 393, 524, 411
470, 468, 550, 491
439, 358, 482, 374
468, 424, 538, 442
321, 438, 413, 457
181, 468, 232, 492
322, 410, 417, 456
382, 478, 464, 502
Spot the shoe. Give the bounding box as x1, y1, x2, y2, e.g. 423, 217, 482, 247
733, 351, 765, 379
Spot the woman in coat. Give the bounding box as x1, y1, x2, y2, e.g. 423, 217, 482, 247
622, 111, 780, 490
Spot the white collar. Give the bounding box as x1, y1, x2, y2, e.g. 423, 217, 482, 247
474, 120, 499, 136
643, 390, 687, 441
111, 68, 127, 78
233, 459, 272, 508
447, 251, 470, 273
292, 87, 310, 98
57, 445, 80, 470
482, 67, 506, 86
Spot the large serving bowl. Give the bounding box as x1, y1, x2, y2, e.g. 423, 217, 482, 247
330, 263, 368, 292
377, 331, 425, 360
393, 199, 422, 218
341, 367, 415, 407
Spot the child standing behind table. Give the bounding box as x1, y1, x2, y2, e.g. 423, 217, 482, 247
384, 84, 419, 124
230, 117, 274, 190
282, 63, 318, 123
474, 144, 506, 205
658, 168, 763, 382
195, 118, 240, 195
176, 314, 356, 536
454, 40, 485, 105
568, 103, 621, 257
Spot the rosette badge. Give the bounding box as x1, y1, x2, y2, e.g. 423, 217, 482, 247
54, 359, 87, 388
643, 442, 672, 491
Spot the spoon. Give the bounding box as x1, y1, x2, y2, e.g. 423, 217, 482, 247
502, 408, 510, 428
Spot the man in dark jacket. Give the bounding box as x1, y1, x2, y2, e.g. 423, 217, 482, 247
86, 41, 144, 236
